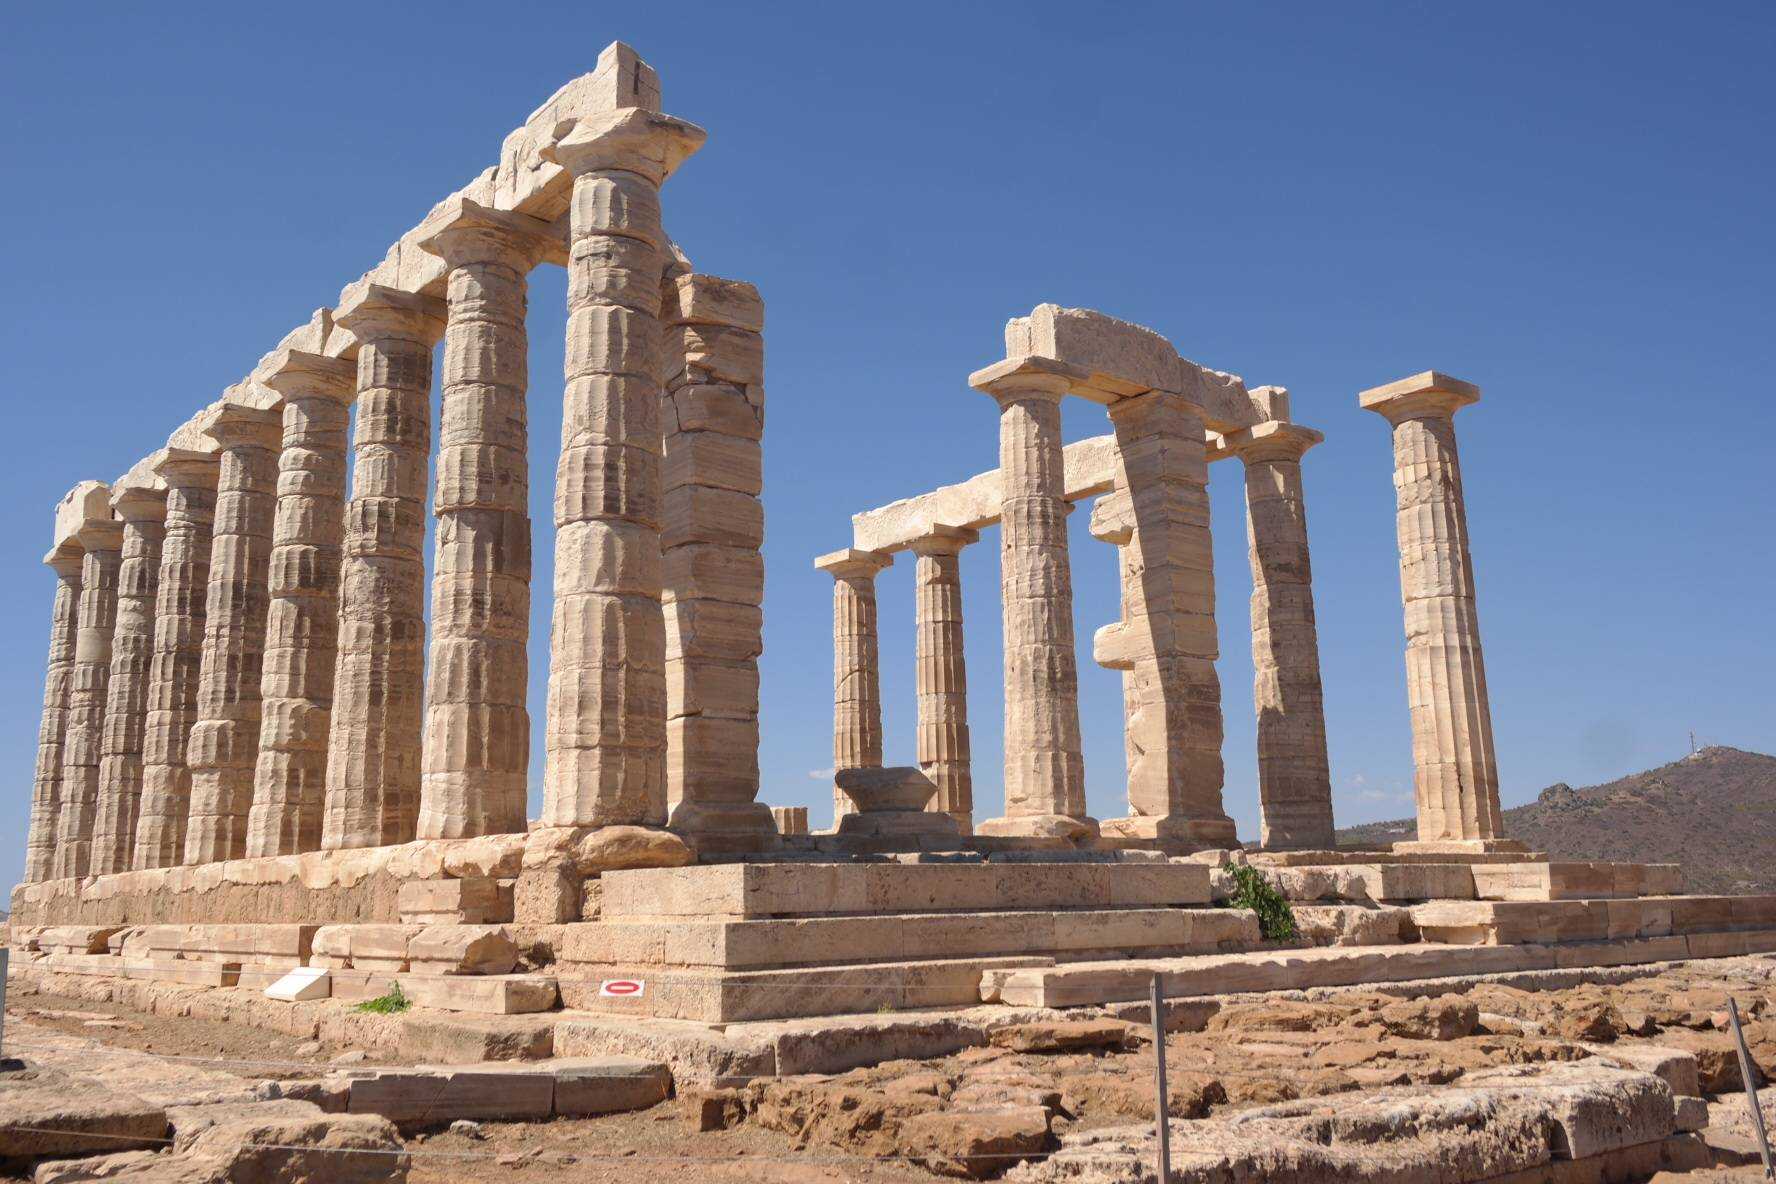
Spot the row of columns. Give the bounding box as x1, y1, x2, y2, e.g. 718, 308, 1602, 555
818, 370, 1504, 850
23, 102, 781, 884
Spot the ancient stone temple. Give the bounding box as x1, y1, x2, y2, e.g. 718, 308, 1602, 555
12, 43, 1776, 1049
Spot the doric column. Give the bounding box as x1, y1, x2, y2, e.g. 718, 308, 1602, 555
90, 484, 167, 875
1227, 419, 1335, 851
661, 274, 774, 848
245, 351, 356, 857
972, 358, 1093, 841
53, 515, 125, 879
133, 450, 219, 869
415, 201, 555, 840
814, 549, 891, 824
1360, 371, 1507, 848
24, 547, 84, 882
538, 107, 705, 828
322, 285, 445, 851
911, 527, 976, 833
184, 405, 281, 864
1090, 390, 1235, 850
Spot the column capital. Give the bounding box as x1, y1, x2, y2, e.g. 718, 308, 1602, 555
259, 349, 357, 406
71, 518, 125, 552
1359, 371, 1480, 424
335, 284, 446, 349
43, 544, 84, 578
969, 355, 1085, 402
542, 108, 707, 185
417, 196, 565, 271
153, 447, 221, 490
110, 485, 169, 524
907, 525, 979, 557
815, 547, 892, 580
1224, 421, 1324, 464
202, 403, 282, 452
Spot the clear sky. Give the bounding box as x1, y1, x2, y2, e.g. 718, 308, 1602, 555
4, 3, 1772, 895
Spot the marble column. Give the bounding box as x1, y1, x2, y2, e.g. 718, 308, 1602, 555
53, 516, 125, 879
322, 286, 445, 851
1360, 371, 1507, 848
910, 527, 976, 831
814, 549, 891, 823
245, 351, 356, 857
416, 202, 554, 840
1228, 419, 1335, 851
133, 450, 219, 869
661, 273, 774, 847
1090, 389, 1235, 850
24, 548, 84, 882
184, 405, 281, 864
972, 358, 1093, 840
90, 485, 167, 875
538, 108, 705, 828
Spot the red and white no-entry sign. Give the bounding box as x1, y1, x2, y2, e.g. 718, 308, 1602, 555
599, 979, 646, 998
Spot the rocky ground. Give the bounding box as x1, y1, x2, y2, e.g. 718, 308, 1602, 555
10, 957, 1776, 1181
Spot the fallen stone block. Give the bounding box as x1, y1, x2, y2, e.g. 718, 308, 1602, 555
746, 1013, 989, 1076
897, 1105, 1053, 1179
395, 1013, 555, 1063
512, 1057, 671, 1117
0, 1072, 167, 1160
555, 1016, 775, 1086
988, 1020, 1135, 1054
1587, 1043, 1702, 1097
175, 1099, 406, 1182
348, 1067, 553, 1125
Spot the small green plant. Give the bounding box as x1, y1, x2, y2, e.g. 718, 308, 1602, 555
355, 982, 411, 1015
1222, 863, 1299, 942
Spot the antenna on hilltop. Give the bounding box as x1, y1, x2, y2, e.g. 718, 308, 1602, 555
1689, 730, 1697, 756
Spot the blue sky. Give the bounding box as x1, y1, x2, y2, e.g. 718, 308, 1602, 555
4, 3, 1772, 893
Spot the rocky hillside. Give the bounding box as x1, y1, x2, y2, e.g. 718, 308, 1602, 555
1338, 746, 1776, 895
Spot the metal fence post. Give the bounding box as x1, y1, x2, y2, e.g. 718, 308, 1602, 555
1728, 997, 1774, 1178
1151, 972, 1171, 1182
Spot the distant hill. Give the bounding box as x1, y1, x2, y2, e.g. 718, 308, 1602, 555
1337, 746, 1776, 895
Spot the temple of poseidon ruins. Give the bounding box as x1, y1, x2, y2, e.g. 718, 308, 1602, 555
11, 43, 1776, 1045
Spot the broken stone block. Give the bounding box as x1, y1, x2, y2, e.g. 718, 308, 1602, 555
394, 973, 558, 1015
407, 925, 520, 976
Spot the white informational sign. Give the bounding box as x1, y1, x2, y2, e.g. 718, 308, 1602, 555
265, 965, 332, 1002
599, 979, 646, 998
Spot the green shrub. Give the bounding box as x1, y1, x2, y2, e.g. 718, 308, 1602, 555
1222, 863, 1299, 941
354, 982, 411, 1015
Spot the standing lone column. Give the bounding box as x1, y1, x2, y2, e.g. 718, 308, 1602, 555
538, 107, 705, 828
245, 351, 356, 857
25, 546, 84, 882
184, 404, 282, 864
972, 358, 1094, 841
416, 201, 554, 840
1360, 371, 1509, 848
1228, 418, 1335, 851
90, 483, 167, 875
53, 512, 125, 879
133, 450, 219, 869
911, 527, 976, 832
815, 549, 891, 824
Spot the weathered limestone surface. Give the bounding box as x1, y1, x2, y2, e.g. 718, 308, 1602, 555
246, 351, 357, 858
910, 527, 975, 831
26, 547, 85, 882
417, 201, 555, 840
974, 358, 1092, 840
1228, 417, 1335, 850
815, 548, 891, 823
1093, 388, 1233, 849
323, 286, 445, 851
132, 450, 220, 870
661, 273, 773, 847
54, 513, 125, 880
1361, 372, 1503, 844
540, 106, 705, 828
183, 405, 282, 865
90, 484, 168, 876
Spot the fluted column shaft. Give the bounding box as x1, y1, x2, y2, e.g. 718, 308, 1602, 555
815, 550, 891, 823
1235, 423, 1334, 850
911, 529, 975, 831
53, 525, 125, 879
1362, 374, 1503, 844
184, 409, 281, 864
246, 354, 355, 857
90, 491, 166, 875
323, 287, 444, 851
540, 109, 704, 828
133, 454, 218, 869
25, 553, 84, 882
418, 209, 551, 840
